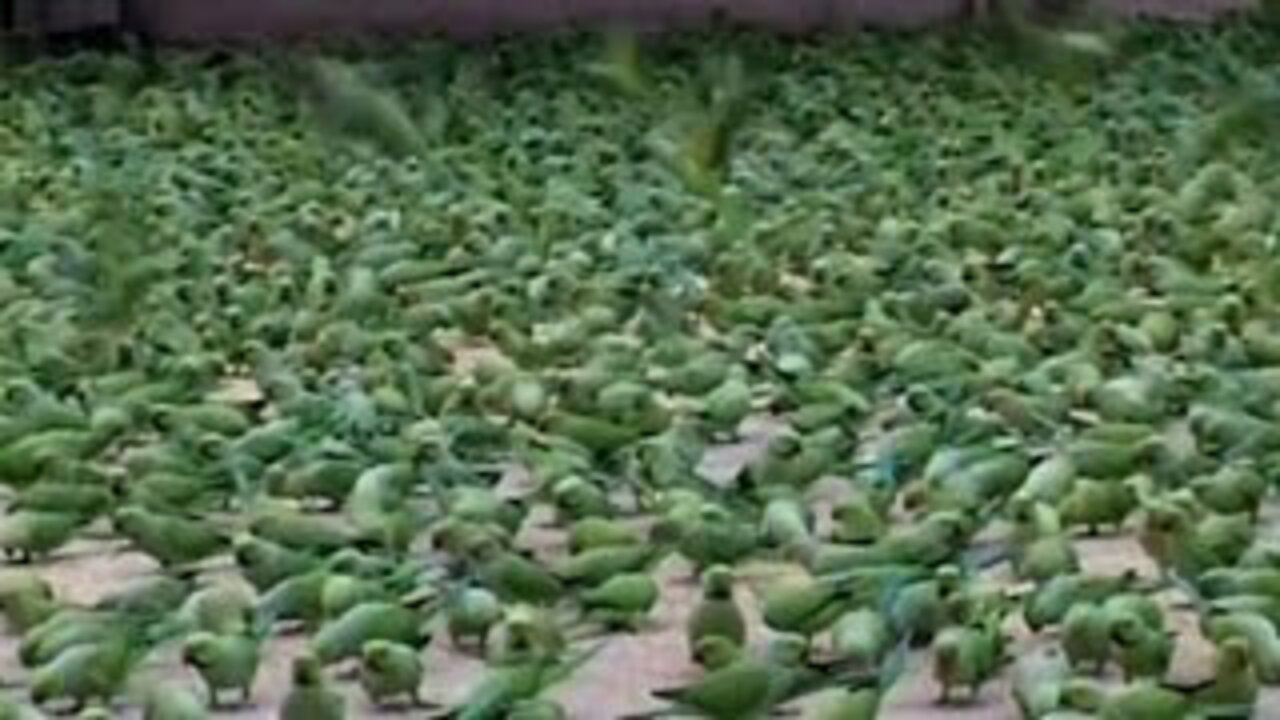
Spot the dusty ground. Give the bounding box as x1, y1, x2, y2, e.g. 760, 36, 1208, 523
3, 420, 1280, 718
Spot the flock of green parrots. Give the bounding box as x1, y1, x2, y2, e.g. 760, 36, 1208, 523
2, 3, 1280, 719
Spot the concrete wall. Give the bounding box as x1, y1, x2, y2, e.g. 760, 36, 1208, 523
125, 0, 1256, 41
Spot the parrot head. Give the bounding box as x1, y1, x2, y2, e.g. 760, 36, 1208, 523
182, 632, 218, 668
701, 565, 735, 597
361, 639, 395, 670
291, 654, 324, 687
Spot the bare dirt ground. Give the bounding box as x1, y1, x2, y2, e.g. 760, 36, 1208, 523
2, 421, 1279, 719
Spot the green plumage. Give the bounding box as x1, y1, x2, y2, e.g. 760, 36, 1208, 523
359, 639, 425, 707
1109, 611, 1174, 681
686, 566, 747, 664
0, 512, 84, 563
182, 631, 261, 706
931, 620, 1003, 704
141, 684, 210, 720
477, 550, 563, 605
311, 601, 424, 664
1062, 602, 1113, 674
580, 573, 659, 629
30, 638, 134, 712
280, 654, 345, 720
113, 507, 227, 568
447, 586, 504, 652
555, 545, 657, 587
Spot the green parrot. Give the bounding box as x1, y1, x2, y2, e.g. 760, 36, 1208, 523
567, 517, 641, 553
320, 574, 391, 621
808, 511, 969, 574
269, 456, 362, 510
814, 624, 910, 720
655, 352, 733, 395
11, 481, 114, 518
1176, 637, 1258, 714
629, 645, 772, 718
0, 511, 85, 563
813, 688, 883, 720
231, 417, 300, 464
432, 519, 512, 568
1199, 567, 1280, 599
926, 450, 1030, 513
20, 611, 119, 668
0, 429, 98, 487
888, 565, 963, 643
280, 653, 345, 720
248, 507, 353, 555
233, 534, 319, 591
1012, 646, 1073, 720
1090, 374, 1168, 424
579, 573, 660, 630
177, 583, 256, 636
140, 683, 210, 720
700, 366, 753, 437
1057, 478, 1137, 536
1062, 602, 1113, 674
829, 493, 887, 545
545, 411, 642, 460
1063, 434, 1163, 480
96, 575, 192, 618
486, 605, 565, 665
359, 639, 427, 708
505, 376, 549, 422
675, 504, 758, 572
831, 608, 892, 670
1191, 463, 1267, 518
181, 631, 261, 706
1014, 453, 1077, 507
1203, 610, 1280, 683
761, 573, 851, 640
1209, 595, 1280, 630
0, 572, 59, 631
554, 545, 660, 587
1109, 611, 1174, 681
112, 507, 227, 568
625, 636, 831, 719
1139, 502, 1253, 580
1015, 533, 1081, 583
325, 547, 404, 578
30, 637, 136, 713
257, 570, 328, 630
1099, 682, 1191, 720
686, 565, 747, 664
446, 644, 602, 720
152, 403, 250, 437
747, 430, 839, 490
759, 493, 815, 550
475, 548, 563, 605
345, 464, 422, 554
1023, 572, 1136, 631
549, 475, 614, 522
311, 600, 425, 665
1102, 593, 1165, 633
438, 486, 526, 535
931, 619, 1004, 704
446, 586, 504, 653
123, 469, 226, 515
